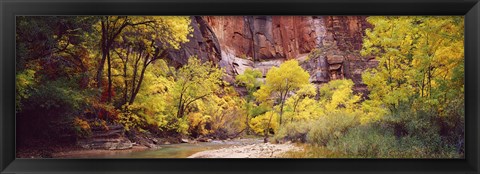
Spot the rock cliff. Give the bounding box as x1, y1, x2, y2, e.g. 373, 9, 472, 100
166, 16, 377, 96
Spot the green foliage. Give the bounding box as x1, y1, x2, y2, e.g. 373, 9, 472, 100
275, 79, 362, 145
16, 69, 37, 111
27, 78, 89, 113
236, 68, 263, 101
16, 16, 98, 70
307, 110, 359, 146
326, 124, 396, 158
273, 121, 312, 143
235, 68, 264, 134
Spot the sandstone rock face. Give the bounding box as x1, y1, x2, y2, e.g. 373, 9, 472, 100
204, 16, 324, 61
167, 16, 376, 96
166, 16, 221, 68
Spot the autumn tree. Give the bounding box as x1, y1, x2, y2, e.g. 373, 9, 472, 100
116, 59, 175, 132
361, 16, 465, 152
361, 16, 464, 114
318, 79, 361, 114
172, 57, 224, 119
284, 84, 317, 121
95, 16, 192, 102
235, 68, 263, 134
16, 16, 101, 143
113, 16, 192, 105
254, 60, 310, 126
188, 86, 246, 138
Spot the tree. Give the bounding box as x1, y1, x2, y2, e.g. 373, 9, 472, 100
172, 57, 224, 119
254, 60, 310, 126
318, 79, 361, 113
96, 16, 192, 102
188, 86, 246, 138
282, 84, 317, 123
116, 59, 175, 132
236, 68, 263, 101
235, 68, 263, 134
16, 17, 98, 71
361, 16, 464, 114
111, 16, 192, 105
361, 16, 464, 151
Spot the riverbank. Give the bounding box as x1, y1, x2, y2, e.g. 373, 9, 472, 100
188, 142, 302, 158
18, 138, 270, 158
17, 142, 151, 159
51, 145, 150, 158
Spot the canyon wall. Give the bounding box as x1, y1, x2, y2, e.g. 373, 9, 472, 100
167, 16, 378, 96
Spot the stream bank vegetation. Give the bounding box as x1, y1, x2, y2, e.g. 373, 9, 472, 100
16, 16, 464, 158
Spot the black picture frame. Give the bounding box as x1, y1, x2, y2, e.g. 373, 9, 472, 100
1, 0, 479, 173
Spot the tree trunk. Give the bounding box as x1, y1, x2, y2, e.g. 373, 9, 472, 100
245, 114, 250, 135
264, 112, 274, 143
97, 26, 107, 88
129, 54, 140, 105
279, 89, 288, 126
129, 62, 148, 105
107, 51, 112, 103
279, 100, 284, 126
244, 102, 251, 135
177, 92, 184, 118
123, 58, 128, 105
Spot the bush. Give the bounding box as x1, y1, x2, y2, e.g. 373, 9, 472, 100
274, 121, 312, 143
326, 124, 396, 158
325, 121, 460, 158
307, 111, 359, 146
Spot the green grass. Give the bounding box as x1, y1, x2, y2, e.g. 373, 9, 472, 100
282, 143, 463, 158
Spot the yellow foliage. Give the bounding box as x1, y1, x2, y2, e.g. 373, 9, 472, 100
16, 69, 37, 111
318, 79, 361, 114
362, 16, 464, 115
73, 117, 91, 137
187, 112, 212, 136
254, 60, 310, 103
249, 111, 279, 136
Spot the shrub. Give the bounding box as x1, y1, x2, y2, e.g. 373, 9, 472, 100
307, 110, 359, 146
274, 121, 312, 143
326, 124, 396, 158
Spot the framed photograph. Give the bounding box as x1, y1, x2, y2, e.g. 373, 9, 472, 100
1, 0, 479, 173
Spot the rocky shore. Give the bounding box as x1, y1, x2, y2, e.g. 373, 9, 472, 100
188, 142, 302, 158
